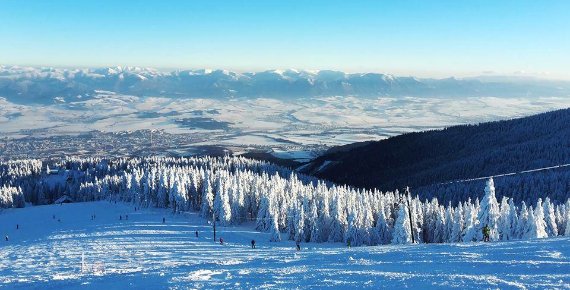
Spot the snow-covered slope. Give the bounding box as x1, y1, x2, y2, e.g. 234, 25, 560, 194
1, 201, 569, 289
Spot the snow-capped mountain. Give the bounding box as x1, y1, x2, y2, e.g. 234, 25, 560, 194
1, 65, 569, 104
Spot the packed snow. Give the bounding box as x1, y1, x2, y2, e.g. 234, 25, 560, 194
1, 201, 569, 289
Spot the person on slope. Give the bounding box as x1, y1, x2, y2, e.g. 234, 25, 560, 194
195, 231, 199, 237
220, 237, 224, 245
4, 235, 8, 241
296, 241, 301, 251
482, 225, 490, 242
347, 238, 351, 248
251, 239, 256, 249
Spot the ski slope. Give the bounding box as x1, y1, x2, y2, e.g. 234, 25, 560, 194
1, 202, 569, 289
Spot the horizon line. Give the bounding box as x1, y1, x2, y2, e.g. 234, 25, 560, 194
1, 63, 568, 82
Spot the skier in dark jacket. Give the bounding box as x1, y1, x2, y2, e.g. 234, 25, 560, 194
296, 241, 301, 251
251, 239, 256, 249
482, 225, 490, 242
195, 231, 199, 237
220, 237, 224, 245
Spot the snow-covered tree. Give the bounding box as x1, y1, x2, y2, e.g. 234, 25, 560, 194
497, 197, 511, 240
462, 200, 479, 242
476, 178, 500, 241
269, 202, 281, 242
375, 200, 392, 244
200, 174, 214, 218
256, 194, 271, 231
565, 209, 570, 236
517, 202, 530, 239
392, 203, 412, 244
543, 197, 558, 237
450, 203, 464, 243
526, 199, 548, 239
308, 201, 320, 243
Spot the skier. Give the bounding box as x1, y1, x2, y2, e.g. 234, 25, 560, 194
162, 217, 165, 224
16, 224, 19, 230
251, 239, 256, 249
120, 215, 122, 220
5, 235, 8, 241
347, 238, 351, 248
220, 237, 224, 245
296, 241, 301, 251
482, 225, 490, 242
195, 231, 199, 237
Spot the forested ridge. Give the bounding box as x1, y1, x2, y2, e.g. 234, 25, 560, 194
303, 108, 570, 204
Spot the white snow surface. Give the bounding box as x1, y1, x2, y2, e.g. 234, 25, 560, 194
1, 201, 569, 289
2, 95, 570, 149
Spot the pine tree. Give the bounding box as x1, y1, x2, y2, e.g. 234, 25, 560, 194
543, 197, 558, 237
328, 193, 346, 243
156, 171, 169, 208
433, 206, 446, 243
443, 206, 454, 243
527, 199, 548, 239
391, 203, 412, 244
345, 208, 359, 245
308, 201, 320, 243
450, 203, 464, 243
287, 200, 299, 240
219, 182, 232, 226
505, 198, 518, 240
269, 201, 281, 242
462, 200, 479, 242
565, 209, 570, 236
517, 202, 530, 239
256, 195, 271, 231
375, 201, 392, 244
294, 203, 305, 243
498, 197, 511, 240
476, 178, 500, 241
200, 174, 214, 218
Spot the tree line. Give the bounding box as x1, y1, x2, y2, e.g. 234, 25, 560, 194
1, 156, 568, 245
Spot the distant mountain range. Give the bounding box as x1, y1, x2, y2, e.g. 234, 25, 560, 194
300, 108, 570, 204
1, 65, 569, 104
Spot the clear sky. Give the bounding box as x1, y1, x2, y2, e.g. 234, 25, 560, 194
1, 0, 569, 79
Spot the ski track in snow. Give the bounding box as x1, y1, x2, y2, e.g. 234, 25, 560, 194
0, 202, 569, 289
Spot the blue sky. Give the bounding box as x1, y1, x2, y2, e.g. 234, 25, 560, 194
0, 0, 569, 78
